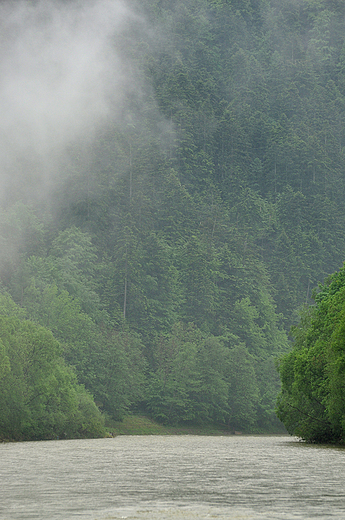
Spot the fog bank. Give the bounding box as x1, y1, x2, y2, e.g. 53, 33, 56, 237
0, 0, 140, 204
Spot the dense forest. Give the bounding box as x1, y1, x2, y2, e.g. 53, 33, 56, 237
1, 0, 345, 440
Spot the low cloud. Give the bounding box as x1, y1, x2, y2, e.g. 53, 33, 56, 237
0, 0, 140, 203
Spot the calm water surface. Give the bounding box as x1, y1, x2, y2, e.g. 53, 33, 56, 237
1, 435, 345, 520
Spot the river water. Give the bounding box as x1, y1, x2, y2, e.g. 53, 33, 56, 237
1, 435, 345, 520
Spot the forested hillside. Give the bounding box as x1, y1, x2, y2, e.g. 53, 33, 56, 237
1, 0, 345, 439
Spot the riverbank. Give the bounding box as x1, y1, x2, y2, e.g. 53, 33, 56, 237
106, 416, 230, 436
105, 415, 286, 436
0, 415, 285, 442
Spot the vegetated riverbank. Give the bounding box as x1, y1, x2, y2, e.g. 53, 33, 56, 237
0, 415, 286, 442
106, 415, 286, 436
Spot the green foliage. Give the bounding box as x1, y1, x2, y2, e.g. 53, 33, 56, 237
177, 235, 220, 331
49, 226, 100, 317
145, 323, 275, 431
146, 323, 230, 425
277, 264, 345, 442
227, 344, 259, 430
92, 328, 147, 420
17, 281, 146, 421
0, 314, 105, 441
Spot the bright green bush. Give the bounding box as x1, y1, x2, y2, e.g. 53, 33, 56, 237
277, 265, 345, 443
0, 315, 105, 441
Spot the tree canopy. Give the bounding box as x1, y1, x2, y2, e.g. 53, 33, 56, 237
277, 264, 345, 443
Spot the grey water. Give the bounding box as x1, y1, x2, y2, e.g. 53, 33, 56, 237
1, 435, 345, 520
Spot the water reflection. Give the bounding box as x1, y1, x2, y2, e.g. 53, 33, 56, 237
1, 435, 345, 519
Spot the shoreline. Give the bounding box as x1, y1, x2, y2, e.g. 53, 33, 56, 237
106, 415, 287, 437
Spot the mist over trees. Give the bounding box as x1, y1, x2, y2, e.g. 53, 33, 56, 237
1, 0, 345, 440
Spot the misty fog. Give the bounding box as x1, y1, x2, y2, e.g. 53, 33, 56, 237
0, 0, 146, 205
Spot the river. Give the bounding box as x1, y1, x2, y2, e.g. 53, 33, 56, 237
1, 435, 345, 519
